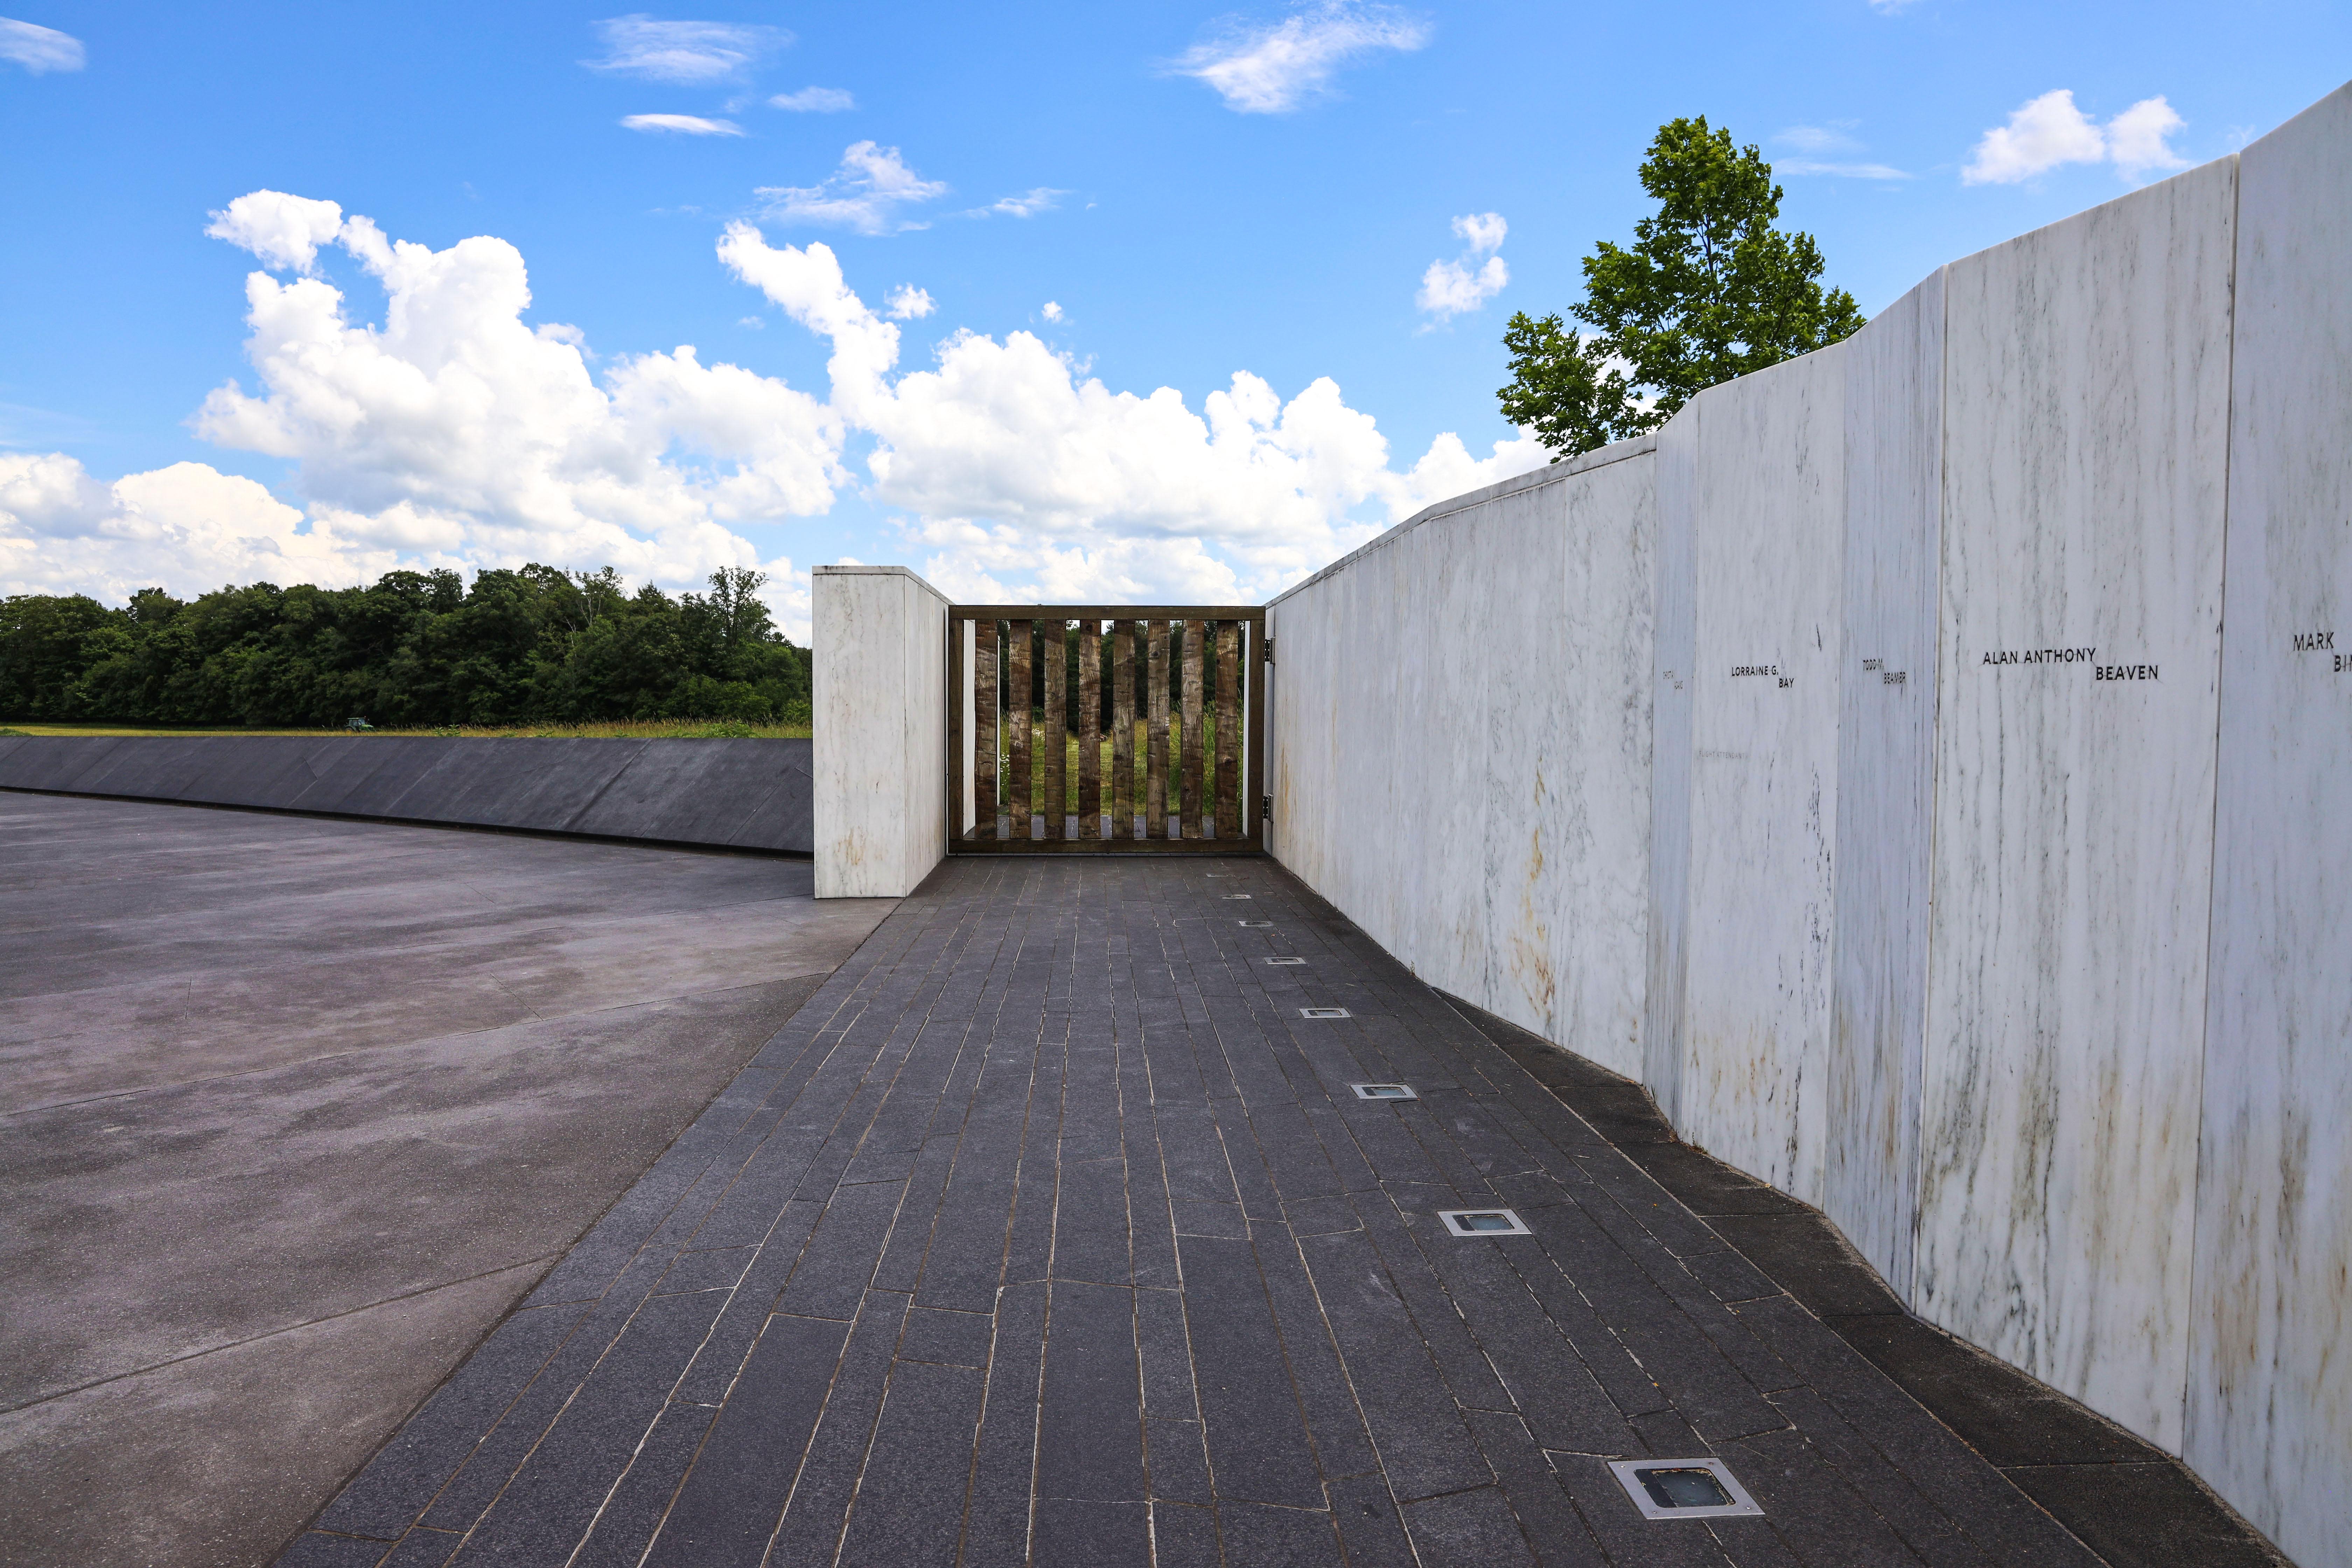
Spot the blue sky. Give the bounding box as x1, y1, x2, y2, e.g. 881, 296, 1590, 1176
2, 2, 2346, 634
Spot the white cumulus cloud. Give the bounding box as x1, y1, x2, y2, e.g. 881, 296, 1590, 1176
0, 16, 82, 72
620, 113, 743, 135
1041, 301, 1064, 322
756, 141, 949, 235
717, 223, 1545, 601
583, 15, 789, 83
770, 86, 854, 112
1171, 1, 1428, 114
1416, 212, 1508, 322
1963, 89, 2190, 186
204, 191, 350, 274
2107, 96, 2191, 180
6, 196, 1549, 630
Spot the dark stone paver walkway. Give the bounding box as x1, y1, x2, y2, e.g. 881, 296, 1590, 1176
275, 856, 2265, 1567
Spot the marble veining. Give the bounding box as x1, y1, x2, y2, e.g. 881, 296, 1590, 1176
1916, 156, 2235, 1451
2185, 81, 2352, 1568
1643, 408, 1699, 1120
1827, 272, 1946, 1302
813, 565, 950, 897
1268, 441, 1658, 1077
1675, 348, 1847, 1206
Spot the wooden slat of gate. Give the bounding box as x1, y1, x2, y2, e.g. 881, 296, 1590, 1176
975, 620, 998, 838
1146, 621, 1170, 839
1215, 620, 1240, 838
1007, 620, 1031, 838
1110, 622, 1134, 839
1180, 619, 1205, 840
1078, 622, 1101, 839
1042, 620, 1066, 840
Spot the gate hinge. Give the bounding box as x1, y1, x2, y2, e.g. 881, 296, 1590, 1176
1262, 793, 1274, 823
1261, 636, 1274, 663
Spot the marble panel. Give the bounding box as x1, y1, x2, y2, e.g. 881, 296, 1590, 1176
1266, 441, 1656, 1073
1826, 272, 1946, 1300
1918, 157, 2236, 1451
1642, 408, 1699, 1121
2186, 82, 2352, 1568
1676, 346, 1847, 1206
813, 565, 949, 898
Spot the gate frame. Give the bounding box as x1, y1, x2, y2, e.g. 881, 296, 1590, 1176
945, 604, 1267, 855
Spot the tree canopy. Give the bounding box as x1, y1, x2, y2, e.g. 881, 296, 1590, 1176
0, 565, 810, 727
1498, 117, 1867, 458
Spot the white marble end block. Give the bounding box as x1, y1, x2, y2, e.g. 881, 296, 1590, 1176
813, 565, 950, 898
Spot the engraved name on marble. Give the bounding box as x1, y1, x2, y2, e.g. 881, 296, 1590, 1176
1980, 646, 2096, 666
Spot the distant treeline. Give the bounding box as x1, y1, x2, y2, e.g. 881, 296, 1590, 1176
0, 565, 811, 728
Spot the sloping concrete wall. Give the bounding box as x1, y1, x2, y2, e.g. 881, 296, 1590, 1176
0, 735, 813, 853
1265, 79, 2352, 1566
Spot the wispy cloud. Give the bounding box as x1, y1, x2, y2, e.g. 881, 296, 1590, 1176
770, 86, 854, 112
0, 17, 84, 73
621, 113, 744, 136
584, 15, 789, 83
1963, 89, 2189, 185
1170, 1, 1428, 114
1416, 211, 1507, 323
1773, 123, 1909, 179
756, 142, 948, 234
987, 188, 1067, 218
1776, 123, 1862, 154
1780, 159, 1910, 180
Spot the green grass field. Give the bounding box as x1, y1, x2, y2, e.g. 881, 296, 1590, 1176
992, 715, 1239, 815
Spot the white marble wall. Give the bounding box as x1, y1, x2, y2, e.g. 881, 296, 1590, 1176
2187, 82, 2352, 1568
1918, 158, 2236, 1450
1267, 440, 1658, 1078
1643, 411, 1699, 1119
813, 565, 950, 898
1826, 273, 1946, 1301
1675, 350, 1848, 1204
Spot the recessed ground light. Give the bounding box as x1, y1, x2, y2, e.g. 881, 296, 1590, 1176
1223, 893, 1253, 900
1264, 955, 1306, 966
1238, 919, 1272, 928
1438, 1209, 1530, 1237
1351, 1083, 1416, 1101
1605, 1458, 1762, 1521
1298, 1007, 1351, 1020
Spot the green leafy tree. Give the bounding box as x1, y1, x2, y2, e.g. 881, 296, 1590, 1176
0, 565, 811, 726
1498, 117, 1867, 458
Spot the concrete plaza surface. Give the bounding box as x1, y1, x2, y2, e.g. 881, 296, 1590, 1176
278, 855, 2274, 1568
0, 793, 894, 1568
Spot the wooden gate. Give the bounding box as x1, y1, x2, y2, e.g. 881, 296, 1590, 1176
947, 606, 1265, 853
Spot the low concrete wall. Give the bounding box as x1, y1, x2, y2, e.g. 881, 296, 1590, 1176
0, 735, 813, 853
1265, 79, 2352, 1568
811, 564, 950, 897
